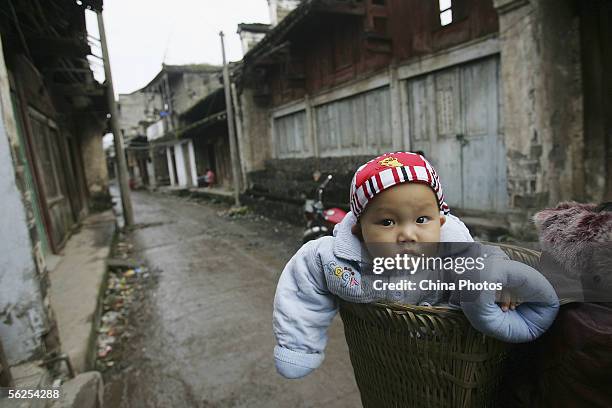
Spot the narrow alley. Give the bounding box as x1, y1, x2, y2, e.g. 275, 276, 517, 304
103, 190, 361, 407
1, 1, 610, 407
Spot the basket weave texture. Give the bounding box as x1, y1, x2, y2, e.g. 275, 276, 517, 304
339, 243, 541, 408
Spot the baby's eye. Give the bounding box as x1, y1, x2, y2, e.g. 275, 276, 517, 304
380, 219, 395, 227
416, 216, 431, 224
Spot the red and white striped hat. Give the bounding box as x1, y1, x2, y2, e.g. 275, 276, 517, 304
349, 152, 450, 218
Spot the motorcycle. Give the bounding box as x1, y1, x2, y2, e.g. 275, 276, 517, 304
302, 174, 348, 243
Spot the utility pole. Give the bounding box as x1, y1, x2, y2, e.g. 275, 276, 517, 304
97, 10, 134, 227
219, 31, 241, 206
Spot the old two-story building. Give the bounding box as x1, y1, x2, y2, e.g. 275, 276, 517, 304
234, 0, 611, 237
117, 64, 235, 189
175, 86, 236, 189
0, 0, 110, 375
116, 87, 162, 187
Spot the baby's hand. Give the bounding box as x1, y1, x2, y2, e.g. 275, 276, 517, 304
496, 289, 521, 312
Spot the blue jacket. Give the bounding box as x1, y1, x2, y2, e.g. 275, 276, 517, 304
273, 212, 559, 379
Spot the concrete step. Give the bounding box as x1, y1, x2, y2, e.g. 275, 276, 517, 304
49, 372, 103, 408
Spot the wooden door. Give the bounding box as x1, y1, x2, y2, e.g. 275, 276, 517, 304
405, 56, 507, 212
28, 111, 74, 249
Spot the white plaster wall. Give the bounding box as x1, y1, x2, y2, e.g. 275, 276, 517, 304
268, 0, 279, 26
146, 119, 166, 141
268, 0, 301, 26
174, 142, 188, 187
166, 147, 176, 186
188, 140, 197, 186
118, 91, 162, 140
0, 79, 47, 365
240, 31, 267, 55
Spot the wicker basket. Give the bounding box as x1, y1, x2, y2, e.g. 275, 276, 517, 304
338, 244, 541, 408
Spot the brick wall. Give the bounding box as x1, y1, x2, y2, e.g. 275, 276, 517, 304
245, 155, 372, 223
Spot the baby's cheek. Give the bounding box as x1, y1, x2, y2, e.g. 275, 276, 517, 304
361, 226, 379, 243
365, 241, 402, 259
415, 226, 440, 246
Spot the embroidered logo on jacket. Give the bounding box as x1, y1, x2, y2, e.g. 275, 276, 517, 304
324, 261, 359, 288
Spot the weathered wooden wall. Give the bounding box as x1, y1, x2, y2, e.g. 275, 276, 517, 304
269, 0, 499, 107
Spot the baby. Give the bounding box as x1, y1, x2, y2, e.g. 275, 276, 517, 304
273, 152, 559, 379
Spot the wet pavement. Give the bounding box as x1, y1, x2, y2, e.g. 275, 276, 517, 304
103, 190, 361, 407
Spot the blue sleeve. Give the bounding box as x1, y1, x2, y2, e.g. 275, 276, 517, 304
460, 255, 559, 343
272, 238, 338, 379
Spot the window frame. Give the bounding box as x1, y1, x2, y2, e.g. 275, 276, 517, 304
439, 0, 454, 27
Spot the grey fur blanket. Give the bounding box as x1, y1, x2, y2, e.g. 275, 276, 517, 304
534, 202, 611, 301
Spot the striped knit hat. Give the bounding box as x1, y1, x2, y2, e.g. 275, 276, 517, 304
349, 152, 450, 218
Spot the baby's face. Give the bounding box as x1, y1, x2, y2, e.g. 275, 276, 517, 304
358, 183, 445, 257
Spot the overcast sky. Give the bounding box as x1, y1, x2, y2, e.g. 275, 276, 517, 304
86, 0, 270, 95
